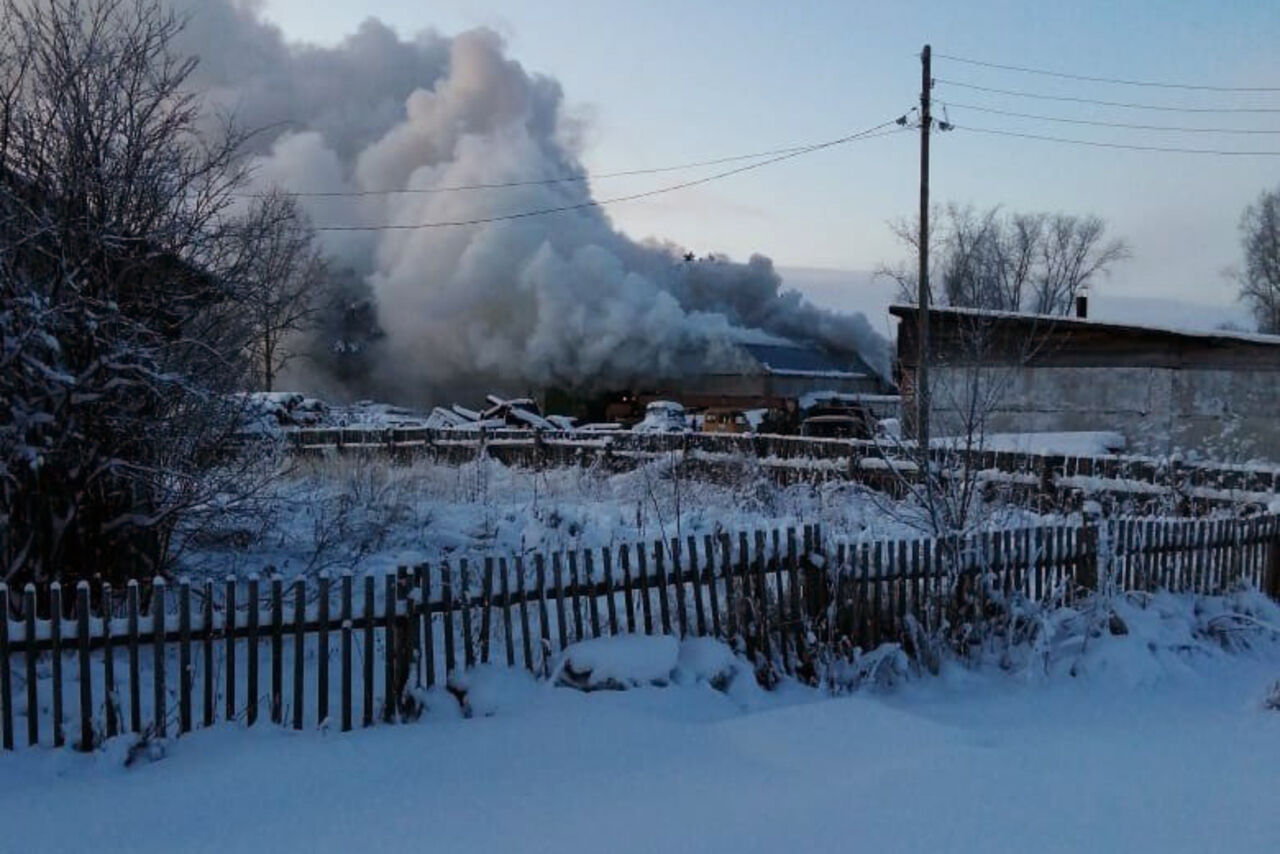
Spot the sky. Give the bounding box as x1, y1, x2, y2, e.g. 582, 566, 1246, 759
257, 0, 1278, 312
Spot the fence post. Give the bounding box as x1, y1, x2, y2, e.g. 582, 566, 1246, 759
76, 583, 93, 751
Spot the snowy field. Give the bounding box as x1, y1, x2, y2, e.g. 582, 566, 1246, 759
177, 455, 1042, 580
2, 593, 1278, 853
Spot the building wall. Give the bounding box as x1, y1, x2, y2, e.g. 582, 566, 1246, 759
925, 365, 1280, 461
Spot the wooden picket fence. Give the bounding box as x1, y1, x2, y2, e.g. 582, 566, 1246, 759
1, 514, 1278, 752
287, 426, 1280, 496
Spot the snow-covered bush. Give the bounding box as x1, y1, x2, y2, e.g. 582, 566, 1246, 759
0, 1, 312, 585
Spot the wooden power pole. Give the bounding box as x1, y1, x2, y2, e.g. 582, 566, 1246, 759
916, 44, 932, 465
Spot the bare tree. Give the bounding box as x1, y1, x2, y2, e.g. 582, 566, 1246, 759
238, 190, 326, 391
880, 205, 1128, 315
0, 0, 290, 587
1234, 187, 1280, 334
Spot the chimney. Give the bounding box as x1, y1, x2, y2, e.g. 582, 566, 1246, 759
1075, 290, 1088, 319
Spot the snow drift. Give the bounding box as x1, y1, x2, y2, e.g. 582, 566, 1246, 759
175, 2, 890, 401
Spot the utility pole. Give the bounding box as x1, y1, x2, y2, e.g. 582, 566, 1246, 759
916, 44, 932, 467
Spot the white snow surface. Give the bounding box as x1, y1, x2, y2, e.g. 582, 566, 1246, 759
556, 634, 681, 687
3, 592, 1279, 853
949, 431, 1128, 456
178, 455, 990, 579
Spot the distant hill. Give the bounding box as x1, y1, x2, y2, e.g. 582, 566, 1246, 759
780, 266, 1257, 340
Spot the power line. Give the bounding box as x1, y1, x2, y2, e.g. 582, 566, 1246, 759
312, 120, 906, 232
935, 79, 1280, 114
939, 101, 1280, 134
934, 51, 1280, 93
247, 141, 835, 199
954, 124, 1280, 156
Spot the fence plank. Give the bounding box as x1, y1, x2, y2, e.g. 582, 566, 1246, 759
442, 560, 456, 677
362, 574, 374, 728
686, 537, 705, 638
272, 577, 284, 725
896, 539, 909, 640
584, 551, 601, 639
77, 583, 93, 751
460, 560, 475, 670
500, 558, 516, 666
786, 529, 803, 657
226, 578, 239, 727
734, 532, 750, 656
293, 580, 305, 730
568, 551, 584, 643
178, 581, 191, 735
636, 544, 652, 635
753, 531, 772, 663
103, 582, 117, 739
318, 574, 330, 728
246, 576, 259, 726
50, 584, 64, 747
421, 565, 436, 688
536, 555, 551, 671
704, 534, 722, 639
653, 543, 671, 636
871, 542, 883, 647
770, 530, 790, 673
910, 539, 922, 635
24, 585, 38, 746
552, 553, 569, 653
341, 573, 352, 732
481, 558, 495, 663
919, 540, 934, 634
126, 582, 140, 736
602, 548, 619, 637
202, 580, 214, 728
151, 581, 164, 740
383, 573, 396, 723
518, 557, 534, 671
671, 539, 688, 638
856, 543, 870, 651
1191, 519, 1205, 595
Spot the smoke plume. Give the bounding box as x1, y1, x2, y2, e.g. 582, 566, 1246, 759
178, 2, 890, 401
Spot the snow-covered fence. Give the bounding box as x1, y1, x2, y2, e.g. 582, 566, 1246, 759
281, 427, 1280, 507
2, 515, 1278, 752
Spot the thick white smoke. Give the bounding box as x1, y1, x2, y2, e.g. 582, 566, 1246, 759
179, 2, 891, 399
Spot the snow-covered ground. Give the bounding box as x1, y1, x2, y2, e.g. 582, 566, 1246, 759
3, 593, 1278, 853
177, 455, 1041, 580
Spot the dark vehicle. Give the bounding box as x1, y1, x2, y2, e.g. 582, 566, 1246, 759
799, 404, 874, 439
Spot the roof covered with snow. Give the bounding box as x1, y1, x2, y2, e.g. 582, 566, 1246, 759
738, 342, 873, 378
889, 304, 1280, 348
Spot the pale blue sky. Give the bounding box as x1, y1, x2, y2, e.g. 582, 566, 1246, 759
260, 0, 1278, 308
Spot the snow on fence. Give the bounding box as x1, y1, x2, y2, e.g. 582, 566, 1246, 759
283, 427, 1280, 501
2, 515, 1278, 753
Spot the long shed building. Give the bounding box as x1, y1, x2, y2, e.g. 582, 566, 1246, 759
891, 304, 1280, 461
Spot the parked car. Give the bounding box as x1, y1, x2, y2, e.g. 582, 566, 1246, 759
799, 404, 874, 439
632, 400, 689, 433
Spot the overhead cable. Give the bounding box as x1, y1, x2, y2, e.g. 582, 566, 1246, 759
954, 124, 1280, 155
312, 120, 907, 232
941, 101, 1280, 134
934, 51, 1280, 93
935, 79, 1280, 114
